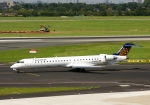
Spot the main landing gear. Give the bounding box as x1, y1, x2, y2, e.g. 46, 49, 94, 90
76, 68, 86, 72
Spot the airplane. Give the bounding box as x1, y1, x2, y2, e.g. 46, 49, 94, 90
10, 43, 137, 73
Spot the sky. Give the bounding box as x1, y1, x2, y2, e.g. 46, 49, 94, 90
0, 0, 133, 4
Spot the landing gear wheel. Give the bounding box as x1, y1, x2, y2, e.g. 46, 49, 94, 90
81, 68, 86, 72
76, 68, 81, 72
16, 70, 20, 73
76, 68, 86, 72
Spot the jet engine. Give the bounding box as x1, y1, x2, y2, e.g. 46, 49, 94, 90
105, 55, 118, 60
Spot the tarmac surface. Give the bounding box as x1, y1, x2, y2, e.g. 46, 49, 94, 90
0, 36, 150, 51
0, 64, 150, 99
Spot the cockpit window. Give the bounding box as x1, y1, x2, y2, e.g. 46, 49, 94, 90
17, 61, 24, 63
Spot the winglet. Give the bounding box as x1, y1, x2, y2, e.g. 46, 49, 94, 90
113, 43, 140, 56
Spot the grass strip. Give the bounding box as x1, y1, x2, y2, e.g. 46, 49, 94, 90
0, 16, 150, 36
0, 41, 149, 63
0, 86, 100, 95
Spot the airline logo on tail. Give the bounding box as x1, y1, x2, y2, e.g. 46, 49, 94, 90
113, 43, 138, 56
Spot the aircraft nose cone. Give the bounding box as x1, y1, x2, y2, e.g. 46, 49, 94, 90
10, 65, 14, 68
10, 64, 17, 69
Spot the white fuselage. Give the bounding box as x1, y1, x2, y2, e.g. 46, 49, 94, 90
10, 54, 127, 71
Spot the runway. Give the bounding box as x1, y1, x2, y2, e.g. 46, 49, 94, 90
0, 36, 150, 51
0, 64, 150, 99
1, 64, 150, 84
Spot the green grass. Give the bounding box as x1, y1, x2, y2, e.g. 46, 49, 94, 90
0, 86, 99, 95
0, 16, 150, 36
0, 41, 149, 63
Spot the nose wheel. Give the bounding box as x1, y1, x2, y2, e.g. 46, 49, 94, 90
13, 69, 20, 73
16, 70, 20, 73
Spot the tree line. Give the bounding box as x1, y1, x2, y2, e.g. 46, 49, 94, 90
1, 0, 150, 17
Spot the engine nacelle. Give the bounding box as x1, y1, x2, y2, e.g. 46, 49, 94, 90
105, 55, 117, 60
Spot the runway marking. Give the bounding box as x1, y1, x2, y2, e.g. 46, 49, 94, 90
17, 70, 40, 77
27, 73, 40, 77
0, 82, 150, 86
18, 70, 40, 77
0, 82, 117, 85
118, 83, 150, 87
119, 85, 130, 87
0, 39, 42, 43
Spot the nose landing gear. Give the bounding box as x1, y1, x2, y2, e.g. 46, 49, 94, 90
13, 69, 20, 73
16, 70, 20, 73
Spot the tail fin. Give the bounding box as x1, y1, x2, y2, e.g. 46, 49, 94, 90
113, 43, 137, 56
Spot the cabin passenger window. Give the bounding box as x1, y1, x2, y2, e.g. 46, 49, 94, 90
17, 61, 24, 63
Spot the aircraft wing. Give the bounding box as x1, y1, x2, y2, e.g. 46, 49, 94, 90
66, 63, 105, 68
